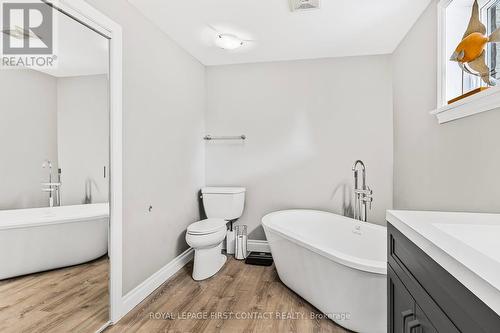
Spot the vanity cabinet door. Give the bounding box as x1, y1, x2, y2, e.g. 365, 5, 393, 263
388, 265, 415, 333
406, 305, 438, 333
388, 223, 500, 333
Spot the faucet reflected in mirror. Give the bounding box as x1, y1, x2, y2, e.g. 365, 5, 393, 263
41, 160, 62, 207
0, 3, 111, 332
352, 160, 373, 222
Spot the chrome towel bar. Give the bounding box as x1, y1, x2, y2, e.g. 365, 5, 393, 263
204, 135, 246, 141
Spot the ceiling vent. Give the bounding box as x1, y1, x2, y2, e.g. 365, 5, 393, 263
290, 0, 320, 12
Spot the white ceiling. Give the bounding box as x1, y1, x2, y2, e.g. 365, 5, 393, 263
128, 0, 432, 66
6, 2, 108, 77
38, 9, 108, 77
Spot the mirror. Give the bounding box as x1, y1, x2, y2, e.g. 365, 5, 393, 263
0, 2, 110, 331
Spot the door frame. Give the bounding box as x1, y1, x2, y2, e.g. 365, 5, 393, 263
44, 0, 124, 325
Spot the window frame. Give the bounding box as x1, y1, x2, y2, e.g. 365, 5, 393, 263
433, 0, 500, 123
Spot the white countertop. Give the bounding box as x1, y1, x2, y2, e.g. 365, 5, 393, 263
386, 210, 500, 316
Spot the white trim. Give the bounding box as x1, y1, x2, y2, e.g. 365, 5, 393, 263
247, 240, 271, 253
119, 243, 269, 318
222, 238, 271, 253
434, 0, 500, 123
44, 0, 124, 326
430, 86, 500, 123
107, 17, 123, 326
437, 0, 451, 109
95, 321, 112, 333
121, 248, 194, 316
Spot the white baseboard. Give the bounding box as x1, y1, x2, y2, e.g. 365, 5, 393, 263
222, 238, 270, 253
247, 240, 270, 253
118, 240, 269, 320
121, 248, 194, 317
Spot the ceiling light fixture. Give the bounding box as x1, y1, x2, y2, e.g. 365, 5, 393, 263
2, 25, 37, 40
215, 33, 244, 50
290, 0, 321, 12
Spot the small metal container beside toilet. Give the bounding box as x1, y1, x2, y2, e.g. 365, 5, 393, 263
235, 225, 248, 260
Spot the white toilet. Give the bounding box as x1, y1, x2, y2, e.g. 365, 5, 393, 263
186, 187, 246, 281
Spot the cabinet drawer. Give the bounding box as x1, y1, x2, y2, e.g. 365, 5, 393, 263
388, 223, 500, 333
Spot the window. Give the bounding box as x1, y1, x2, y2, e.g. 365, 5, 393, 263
444, 0, 486, 102
442, 0, 500, 102
486, 0, 500, 79
434, 0, 500, 123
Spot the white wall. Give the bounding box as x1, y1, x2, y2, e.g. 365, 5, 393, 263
206, 56, 393, 239
57, 75, 109, 206
85, 0, 206, 294
393, 1, 500, 212
0, 70, 58, 210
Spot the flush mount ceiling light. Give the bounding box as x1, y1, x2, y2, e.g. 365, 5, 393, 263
2, 25, 37, 40
290, 0, 321, 12
215, 33, 244, 50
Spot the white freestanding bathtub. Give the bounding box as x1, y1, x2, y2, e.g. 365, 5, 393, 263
0, 203, 109, 280
262, 210, 387, 333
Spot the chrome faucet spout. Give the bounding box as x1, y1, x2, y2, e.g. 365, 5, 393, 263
352, 160, 365, 172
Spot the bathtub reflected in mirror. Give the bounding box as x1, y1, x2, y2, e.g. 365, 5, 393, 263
0, 2, 110, 331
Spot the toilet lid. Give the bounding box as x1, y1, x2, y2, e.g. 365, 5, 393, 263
187, 218, 227, 235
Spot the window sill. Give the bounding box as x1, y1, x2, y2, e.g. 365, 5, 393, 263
430, 87, 500, 124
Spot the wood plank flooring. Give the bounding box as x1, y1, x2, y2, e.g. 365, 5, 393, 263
107, 256, 349, 333
0, 257, 109, 333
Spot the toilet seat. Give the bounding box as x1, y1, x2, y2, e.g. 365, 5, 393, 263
187, 218, 226, 235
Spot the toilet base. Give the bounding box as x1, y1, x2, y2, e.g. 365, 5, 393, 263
192, 243, 227, 281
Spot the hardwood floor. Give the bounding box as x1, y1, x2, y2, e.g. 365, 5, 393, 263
107, 256, 349, 333
0, 257, 109, 333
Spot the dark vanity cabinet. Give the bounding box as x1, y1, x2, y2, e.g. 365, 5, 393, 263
387, 223, 500, 333
388, 266, 438, 333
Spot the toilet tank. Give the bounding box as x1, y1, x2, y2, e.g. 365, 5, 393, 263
202, 187, 246, 220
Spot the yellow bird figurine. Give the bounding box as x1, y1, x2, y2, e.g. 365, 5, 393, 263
450, 0, 500, 86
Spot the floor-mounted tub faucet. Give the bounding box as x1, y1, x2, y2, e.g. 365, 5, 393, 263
41, 160, 62, 207
352, 160, 373, 222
